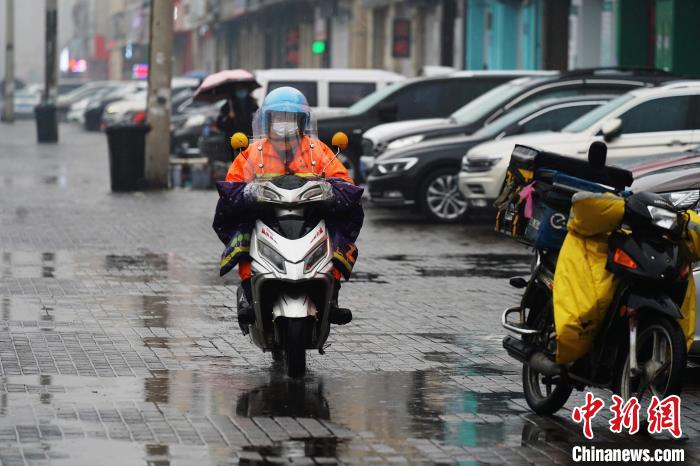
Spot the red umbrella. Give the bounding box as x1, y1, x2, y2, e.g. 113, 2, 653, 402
192, 69, 260, 102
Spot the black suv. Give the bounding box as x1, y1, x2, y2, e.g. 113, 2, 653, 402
361, 68, 683, 164
367, 95, 614, 222
315, 71, 549, 181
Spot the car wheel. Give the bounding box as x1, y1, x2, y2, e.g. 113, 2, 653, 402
419, 168, 468, 223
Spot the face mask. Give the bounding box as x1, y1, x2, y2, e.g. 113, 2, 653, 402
235, 89, 248, 100
270, 121, 298, 138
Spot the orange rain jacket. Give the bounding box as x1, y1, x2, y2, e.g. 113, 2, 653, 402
226, 136, 352, 183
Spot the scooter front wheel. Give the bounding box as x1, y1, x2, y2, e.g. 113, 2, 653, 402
522, 364, 573, 415
522, 303, 572, 415
614, 316, 686, 402
285, 319, 307, 378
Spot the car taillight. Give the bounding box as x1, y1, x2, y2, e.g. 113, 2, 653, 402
680, 263, 690, 279
613, 248, 637, 269
131, 111, 147, 124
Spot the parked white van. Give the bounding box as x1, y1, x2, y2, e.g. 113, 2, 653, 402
252, 68, 405, 117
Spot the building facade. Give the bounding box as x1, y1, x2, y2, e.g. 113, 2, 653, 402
31, 0, 699, 84
616, 0, 700, 76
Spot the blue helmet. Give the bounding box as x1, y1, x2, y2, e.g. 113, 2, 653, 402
259, 86, 311, 135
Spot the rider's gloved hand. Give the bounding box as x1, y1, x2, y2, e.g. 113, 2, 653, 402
243, 183, 257, 205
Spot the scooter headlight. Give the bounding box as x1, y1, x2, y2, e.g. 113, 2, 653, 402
647, 206, 678, 231
303, 241, 328, 272
251, 184, 281, 203
300, 183, 333, 202
662, 190, 700, 210
258, 241, 285, 272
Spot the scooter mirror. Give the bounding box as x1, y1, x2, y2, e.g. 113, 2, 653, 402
230, 132, 249, 150
588, 141, 607, 169
331, 132, 349, 152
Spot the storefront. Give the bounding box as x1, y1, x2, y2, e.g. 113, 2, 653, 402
464, 0, 543, 70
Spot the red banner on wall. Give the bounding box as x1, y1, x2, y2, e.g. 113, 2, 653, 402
94, 35, 108, 60
392, 19, 411, 58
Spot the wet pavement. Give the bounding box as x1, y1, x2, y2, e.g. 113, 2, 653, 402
0, 121, 698, 465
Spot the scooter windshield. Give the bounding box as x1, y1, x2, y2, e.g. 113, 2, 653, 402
243, 102, 322, 181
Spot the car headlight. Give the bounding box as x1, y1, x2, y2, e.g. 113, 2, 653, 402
105, 106, 117, 114
387, 135, 424, 150
184, 114, 207, 128
258, 241, 285, 273
373, 157, 418, 175
647, 206, 678, 231
661, 190, 700, 210
461, 155, 501, 173
303, 241, 328, 272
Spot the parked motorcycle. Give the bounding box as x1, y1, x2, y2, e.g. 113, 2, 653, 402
501, 143, 691, 414
233, 132, 350, 378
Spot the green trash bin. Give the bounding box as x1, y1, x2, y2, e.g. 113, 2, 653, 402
105, 124, 150, 192
34, 104, 58, 143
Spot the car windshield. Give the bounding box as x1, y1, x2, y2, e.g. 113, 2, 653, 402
471, 101, 544, 138
60, 84, 93, 100
347, 81, 404, 114
450, 77, 546, 125
562, 93, 634, 133
61, 83, 111, 101
104, 85, 139, 99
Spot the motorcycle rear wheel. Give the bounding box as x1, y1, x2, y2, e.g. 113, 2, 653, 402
522, 304, 573, 415
613, 316, 686, 402
285, 319, 307, 378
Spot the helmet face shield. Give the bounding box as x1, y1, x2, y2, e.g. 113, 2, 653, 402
268, 111, 302, 139
246, 86, 320, 179
252, 87, 317, 141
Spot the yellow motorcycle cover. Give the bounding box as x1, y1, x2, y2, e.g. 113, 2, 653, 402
552, 193, 697, 364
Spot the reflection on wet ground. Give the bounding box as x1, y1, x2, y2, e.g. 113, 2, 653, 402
377, 252, 533, 278
0, 251, 221, 285
3, 361, 690, 465
0, 247, 696, 464
1, 250, 534, 283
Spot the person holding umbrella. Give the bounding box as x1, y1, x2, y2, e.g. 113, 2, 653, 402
193, 69, 260, 149
215, 86, 258, 144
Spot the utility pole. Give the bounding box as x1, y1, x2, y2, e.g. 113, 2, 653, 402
2, 0, 15, 123
44, 0, 58, 105
36, 0, 58, 142
144, 0, 174, 189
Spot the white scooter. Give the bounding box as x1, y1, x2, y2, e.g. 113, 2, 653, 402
233, 132, 349, 378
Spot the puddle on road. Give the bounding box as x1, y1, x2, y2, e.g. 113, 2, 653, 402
0, 367, 529, 445
418, 253, 532, 279
0, 251, 219, 285
376, 252, 532, 278
0, 251, 233, 328
19, 439, 212, 466
0, 351, 692, 463
241, 438, 342, 464
347, 271, 387, 283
